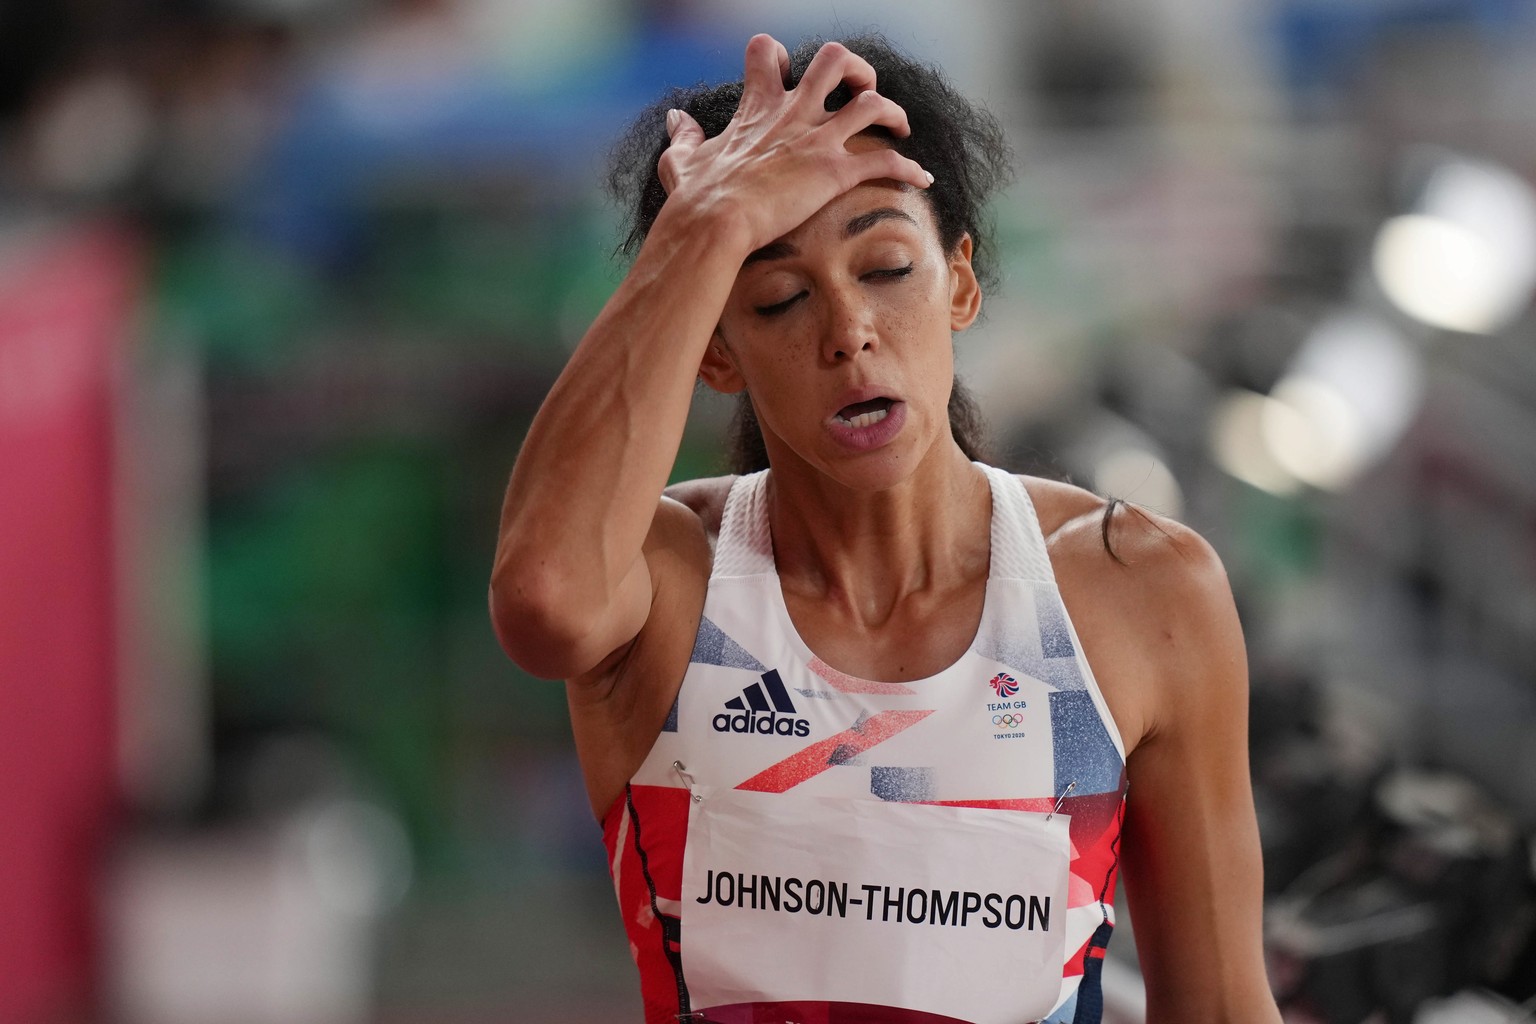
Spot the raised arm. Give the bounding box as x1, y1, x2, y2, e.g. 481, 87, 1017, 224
489, 35, 932, 680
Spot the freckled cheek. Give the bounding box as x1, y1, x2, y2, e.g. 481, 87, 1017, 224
729, 334, 820, 413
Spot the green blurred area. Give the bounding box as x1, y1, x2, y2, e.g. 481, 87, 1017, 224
173, 196, 722, 878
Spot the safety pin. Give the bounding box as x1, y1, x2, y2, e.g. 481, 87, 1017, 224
1047, 780, 1077, 821
672, 760, 701, 802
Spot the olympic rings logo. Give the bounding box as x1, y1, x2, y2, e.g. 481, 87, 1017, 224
992, 714, 1024, 729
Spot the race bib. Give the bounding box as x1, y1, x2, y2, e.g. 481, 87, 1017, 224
681, 788, 1070, 1023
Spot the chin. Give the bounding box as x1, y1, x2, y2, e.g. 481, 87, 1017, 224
809, 436, 948, 494
822, 453, 915, 493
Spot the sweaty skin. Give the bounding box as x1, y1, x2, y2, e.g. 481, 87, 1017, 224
491, 33, 1281, 1024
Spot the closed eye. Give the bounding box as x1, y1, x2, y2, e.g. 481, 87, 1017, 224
754, 291, 806, 317
753, 264, 912, 316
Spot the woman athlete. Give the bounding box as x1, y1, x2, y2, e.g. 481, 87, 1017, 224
492, 32, 1281, 1024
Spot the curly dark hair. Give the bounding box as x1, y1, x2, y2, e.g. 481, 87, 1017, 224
606, 33, 1014, 473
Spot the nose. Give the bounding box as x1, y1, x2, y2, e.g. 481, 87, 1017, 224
819, 284, 879, 363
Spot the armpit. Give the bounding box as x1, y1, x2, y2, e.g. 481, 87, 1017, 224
662, 475, 735, 540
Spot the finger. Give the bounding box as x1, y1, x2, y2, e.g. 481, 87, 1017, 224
657, 109, 704, 194
796, 41, 878, 106
741, 34, 790, 101
843, 147, 933, 193
666, 107, 705, 146
819, 88, 911, 140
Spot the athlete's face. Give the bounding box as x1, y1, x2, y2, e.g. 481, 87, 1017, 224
702, 138, 981, 490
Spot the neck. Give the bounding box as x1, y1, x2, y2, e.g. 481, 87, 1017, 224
765, 441, 991, 628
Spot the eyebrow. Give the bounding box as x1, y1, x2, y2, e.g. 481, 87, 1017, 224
844, 207, 918, 239
741, 207, 919, 267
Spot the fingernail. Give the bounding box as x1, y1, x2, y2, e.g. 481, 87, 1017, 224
924, 170, 935, 185
666, 108, 681, 135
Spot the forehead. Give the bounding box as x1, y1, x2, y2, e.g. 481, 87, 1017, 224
759, 180, 937, 264
769, 130, 934, 246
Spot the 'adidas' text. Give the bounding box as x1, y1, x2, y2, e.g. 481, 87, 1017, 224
712, 669, 810, 737
711, 710, 810, 737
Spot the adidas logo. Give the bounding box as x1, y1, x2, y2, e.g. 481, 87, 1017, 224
711, 670, 811, 737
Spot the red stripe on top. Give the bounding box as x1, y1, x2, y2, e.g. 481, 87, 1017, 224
808, 657, 917, 695
736, 710, 934, 793
919, 798, 1058, 813
602, 785, 695, 1024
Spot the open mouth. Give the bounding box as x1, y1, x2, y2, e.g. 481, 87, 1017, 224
833, 397, 895, 429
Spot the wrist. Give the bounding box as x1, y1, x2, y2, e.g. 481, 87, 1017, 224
648, 192, 756, 263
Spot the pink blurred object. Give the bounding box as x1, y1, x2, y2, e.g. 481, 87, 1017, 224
0, 221, 142, 1023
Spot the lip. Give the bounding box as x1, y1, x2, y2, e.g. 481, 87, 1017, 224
827, 384, 901, 420
824, 386, 906, 453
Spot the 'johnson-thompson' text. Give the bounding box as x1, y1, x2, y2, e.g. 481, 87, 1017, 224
694, 870, 1052, 931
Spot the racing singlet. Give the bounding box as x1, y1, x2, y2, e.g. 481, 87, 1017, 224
601, 464, 1129, 1024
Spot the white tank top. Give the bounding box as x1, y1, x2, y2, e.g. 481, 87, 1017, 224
604, 463, 1129, 1024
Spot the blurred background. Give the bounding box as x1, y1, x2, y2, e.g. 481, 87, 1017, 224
4, 0, 1536, 1022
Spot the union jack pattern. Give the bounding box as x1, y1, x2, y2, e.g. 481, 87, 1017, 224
604, 465, 1128, 1024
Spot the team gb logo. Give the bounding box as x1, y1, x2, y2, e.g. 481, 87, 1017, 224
989, 672, 1019, 698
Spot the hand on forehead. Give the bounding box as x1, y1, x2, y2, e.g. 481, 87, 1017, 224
654, 34, 932, 256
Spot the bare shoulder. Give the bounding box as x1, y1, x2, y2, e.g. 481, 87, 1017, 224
1032, 473, 1277, 1018
1023, 474, 1230, 610
662, 475, 737, 541
1027, 480, 1275, 1019
1021, 475, 1244, 747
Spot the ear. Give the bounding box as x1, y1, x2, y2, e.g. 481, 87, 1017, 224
948, 233, 982, 332
698, 331, 747, 394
